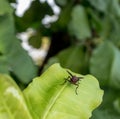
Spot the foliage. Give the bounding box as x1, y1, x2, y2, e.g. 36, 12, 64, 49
0, 0, 120, 118
0, 0, 38, 84
0, 64, 103, 119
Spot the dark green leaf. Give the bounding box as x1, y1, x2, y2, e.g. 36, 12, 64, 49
87, 8, 103, 33
44, 46, 89, 74
90, 41, 120, 89
91, 88, 120, 119
68, 5, 91, 40
55, 0, 68, 6
88, 0, 110, 12
114, 98, 120, 114
90, 41, 113, 86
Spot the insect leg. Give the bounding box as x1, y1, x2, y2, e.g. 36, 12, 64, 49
78, 77, 84, 80
75, 82, 80, 95
61, 76, 71, 85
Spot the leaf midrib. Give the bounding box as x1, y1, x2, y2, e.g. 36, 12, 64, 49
42, 84, 67, 119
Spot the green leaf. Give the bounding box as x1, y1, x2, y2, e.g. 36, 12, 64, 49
110, 0, 120, 17
108, 18, 120, 47
68, 5, 91, 40
88, 0, 120, 45
24, 63, 104, 119
90, 41, 120, 89
91, 88, 120, 119
87, 8, 103, 33
88, 0, 120, 16
90, 41, 113, 86
0, 0, 13, 15
57, 46, 89, 74
55, 0, 67, 6
0, 0, 38, 84
114, 98, 120, 114
44, 46, 89, 74
91, 109, 120, 119
110, 48, 120, 88
0, 74, 32, 119
88, 0, 110, 12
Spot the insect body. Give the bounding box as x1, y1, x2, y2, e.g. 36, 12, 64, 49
62, 70, 83, 95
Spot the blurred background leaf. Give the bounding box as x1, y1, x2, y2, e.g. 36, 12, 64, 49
90, 41, 120, 89
68, 5, 91, 40
0, 0, 38, 84
44, 45, 89, 74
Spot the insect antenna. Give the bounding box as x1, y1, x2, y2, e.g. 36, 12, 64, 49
66, 70, 73, 77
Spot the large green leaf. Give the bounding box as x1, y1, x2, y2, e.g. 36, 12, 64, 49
0, 74, 32, 119
24, 63, 103, 119
90, 41, 120, 89
68, 5, 91, 40
0, 0, 38, 84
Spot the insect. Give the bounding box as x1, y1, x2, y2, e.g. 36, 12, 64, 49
62, 70, 83, 95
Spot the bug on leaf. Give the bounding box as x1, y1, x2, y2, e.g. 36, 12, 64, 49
62, 70, 84, 95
